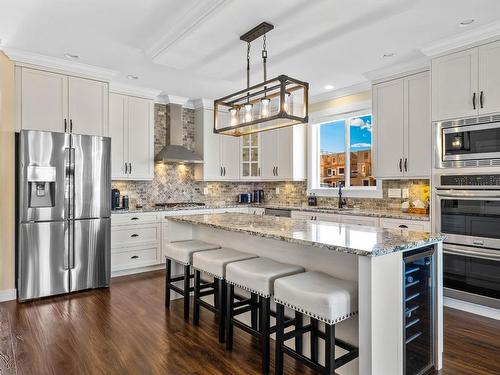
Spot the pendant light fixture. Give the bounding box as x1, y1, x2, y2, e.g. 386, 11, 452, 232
214, 22, 309, 136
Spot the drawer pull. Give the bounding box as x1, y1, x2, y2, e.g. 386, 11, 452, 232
131, 234, 139, 238
131, 217, 139, 220
399, 225, 409, 229
131, 255, 139, 259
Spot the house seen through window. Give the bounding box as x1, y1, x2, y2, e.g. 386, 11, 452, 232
319, 114, 375, 189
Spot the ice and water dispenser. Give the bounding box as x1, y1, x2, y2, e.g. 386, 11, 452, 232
27, 166, 56, 208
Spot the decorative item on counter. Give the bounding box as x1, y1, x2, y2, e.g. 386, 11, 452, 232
307, 193, 317, 206
403, 184, 430, 214
253, 189, 264, 203
122, 195, 129, 210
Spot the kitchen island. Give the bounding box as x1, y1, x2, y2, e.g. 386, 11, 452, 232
167, 213, 444, 375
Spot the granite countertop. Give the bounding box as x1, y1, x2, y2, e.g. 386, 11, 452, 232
168, 213, 444, 257
111, 204, 241, 214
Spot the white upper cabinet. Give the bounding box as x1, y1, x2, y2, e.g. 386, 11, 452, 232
109, 92, 154, 180
240, 133, 261, 179
478, 40, 500, 115
68, 77, 108, 136
220, 135, 240, 180
17, 67, 109, 136
373, 78, 405, 178
432, 40, 500, 121
260, 130, 277, 179
374, 71, 430, 179
431, 48, 478, 121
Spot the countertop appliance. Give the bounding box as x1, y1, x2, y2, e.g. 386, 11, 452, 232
433, 172, 500, 309
434, 115, 500, 169
238, 193, 253, 204
17, 130, 111, 301
111, 189, 120, 210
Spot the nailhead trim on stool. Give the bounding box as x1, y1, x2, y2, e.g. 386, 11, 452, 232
273, 298, 358, 325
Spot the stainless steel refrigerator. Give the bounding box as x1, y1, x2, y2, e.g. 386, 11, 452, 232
17, 129, 111, 301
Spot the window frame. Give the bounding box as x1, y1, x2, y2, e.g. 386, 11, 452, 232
308, 108, 382, 198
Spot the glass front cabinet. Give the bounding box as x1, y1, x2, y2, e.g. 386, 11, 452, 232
240, 133, 260, 179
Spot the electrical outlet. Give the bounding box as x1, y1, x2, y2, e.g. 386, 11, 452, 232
275, 187, 280, 194
388, 188, 402, 198
402, 188, 409, 199
203, 187, 208, 195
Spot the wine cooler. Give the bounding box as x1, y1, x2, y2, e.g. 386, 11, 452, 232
403, 246, 435, 375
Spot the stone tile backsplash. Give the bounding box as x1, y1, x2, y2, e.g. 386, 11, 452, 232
113, 104, 429, 211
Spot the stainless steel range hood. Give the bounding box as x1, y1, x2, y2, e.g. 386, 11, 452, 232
155, 103, 203, 164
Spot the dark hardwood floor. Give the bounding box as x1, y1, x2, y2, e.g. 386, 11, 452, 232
1, 270, 499, 375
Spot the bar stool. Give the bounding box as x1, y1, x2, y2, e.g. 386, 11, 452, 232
164, 240, 220, 320
274, 271, 359, 375
225, 257, 305, 374
192, 248, 258, 343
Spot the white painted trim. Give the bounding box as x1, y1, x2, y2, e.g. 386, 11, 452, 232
309, 81, 371, 104
309, 100, 372, 125
2, 47, 118, 81
111, 264, 164, 278
421, 20, 500, 57
110, 83, 161, 100
191, 98, 214, 110
444, 297, 500, 321
0, 289, 17, 302
363, 57, 430, 83
157, 93, 193, 108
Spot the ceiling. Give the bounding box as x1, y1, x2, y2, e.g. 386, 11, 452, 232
1, 0, 500, 100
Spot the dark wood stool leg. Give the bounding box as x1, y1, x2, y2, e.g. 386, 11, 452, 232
218, 278, 226, 343
275, 303, 285, 375
193, 270, 201, 325
165, 259, 171, 308
226, 284, 234, 351
295, 311, 303, 354
310, 318, 318, 363
183, 264, 190, 321
250, 293, 258, 330
214, 277, 219, 310
261, 296, 271, 374
325, 323, 336, 375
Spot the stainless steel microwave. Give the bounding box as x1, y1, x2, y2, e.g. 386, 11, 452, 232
434, 115, 500, 169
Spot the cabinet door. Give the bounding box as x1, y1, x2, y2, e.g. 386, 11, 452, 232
260, 130, 277, 179
127, 96, 154, 180
478, 41, 500, 115
109, 93, 128, 179
194, 108, 221, 180
431, 48, 478, 121
373, 79, 405, 178
220, 134, 240, 180
20, 68, 68, 132
240, 133, 260, 179
404, 72, 430, 178
276, 126, 294, 179
68, 77, 108, 136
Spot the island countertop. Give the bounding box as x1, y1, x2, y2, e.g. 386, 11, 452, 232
168, 213, 444, 257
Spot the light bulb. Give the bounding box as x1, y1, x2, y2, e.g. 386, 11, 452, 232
244, 103, 253, 122
260, 97, 270, 118
283, 92, 291, 113
229, 107, 239, 126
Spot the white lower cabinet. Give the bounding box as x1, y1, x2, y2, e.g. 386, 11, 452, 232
111, 246, 160, 271
340, 214, 380, 227
379, 218, 430, 232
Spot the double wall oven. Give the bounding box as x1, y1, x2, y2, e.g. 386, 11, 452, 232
434, 116, 500, 308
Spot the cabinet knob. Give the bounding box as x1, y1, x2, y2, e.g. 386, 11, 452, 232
399, 225, 409, 229
131, 217, 139, 220
131, 255, 139, 259
131, 233, 139, 237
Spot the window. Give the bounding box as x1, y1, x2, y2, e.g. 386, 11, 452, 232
310, 112, 380, 197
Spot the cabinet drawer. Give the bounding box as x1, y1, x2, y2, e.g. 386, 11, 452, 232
112, 213, 159, 226
111, 224, 159, 248
380, 218, 430, 232
291, 211, 316, 220
341, 215, 379, 227
316, 213, 341, 223
111, 246, 159, 271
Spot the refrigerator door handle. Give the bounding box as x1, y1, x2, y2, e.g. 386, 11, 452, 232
69, 220, 75, 269
63, 222, 70, 270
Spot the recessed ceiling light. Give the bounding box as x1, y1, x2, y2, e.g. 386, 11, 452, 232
324, 84, 335, 90
64, 53, 79, 59
459, 19, 475, 27
383, 52, 395, 58
127, 74, 139, 80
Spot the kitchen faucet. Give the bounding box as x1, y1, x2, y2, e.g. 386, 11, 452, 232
338, 182, 347, 209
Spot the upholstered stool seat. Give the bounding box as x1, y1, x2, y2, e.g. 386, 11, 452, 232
193, 248, 258, 279
165, 239, 221, 265
274, 271, 359, 375
274, 271, 358, 324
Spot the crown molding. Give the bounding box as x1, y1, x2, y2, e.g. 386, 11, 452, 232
2, 47, 118, 81
421, 20, 500, 57
191, 98, 214, 110
156, 94, 194, 108
147, 0, 228, 61
310, 81, 371, 104
363, 56, 430, 83
109, 83, 162, 100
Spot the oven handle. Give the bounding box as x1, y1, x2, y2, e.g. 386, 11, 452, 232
442, 121, 500, 135
444, 243, 500, 261
436, 189, 500, 199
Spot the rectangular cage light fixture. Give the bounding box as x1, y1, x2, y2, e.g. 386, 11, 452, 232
214, 74, 308, 136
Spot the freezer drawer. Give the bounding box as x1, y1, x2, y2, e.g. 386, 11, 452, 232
70, 218, 110, 292
18, 221, 70, 301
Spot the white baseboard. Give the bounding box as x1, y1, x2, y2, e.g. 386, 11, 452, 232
111, 264, 165, 278
0, 289, 17, 302
444, 297, 500, 321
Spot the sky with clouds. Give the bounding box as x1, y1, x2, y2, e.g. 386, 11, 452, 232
320, 115, 372, 153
